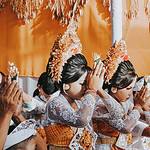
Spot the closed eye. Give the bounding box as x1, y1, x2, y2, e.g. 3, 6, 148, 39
80, 81, 86, 86
126, 87, 132, 90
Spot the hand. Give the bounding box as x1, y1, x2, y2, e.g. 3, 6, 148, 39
13, 101, 22, 117
87, 60, 105, 91
142, 95, 150, 111
22, 92, 33, 103
0, 81, 23, 116
134, 86, 148, 107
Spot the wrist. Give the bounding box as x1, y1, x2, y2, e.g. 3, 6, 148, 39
134, 105, 143, 113
86, 88, 97, 92
85, 89, 97, 98
97, 89, 109, 99
0, 111, 13, 119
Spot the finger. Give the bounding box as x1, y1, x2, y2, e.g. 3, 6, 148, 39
141, 87, 148, 98
15, 89, 23, 104
145, 96, 150, 102
139, 86, 144, 93
4, 81, 17, 97
97, 62, 103, 76
93, 61, 101, 76
16, 92, 23, 110
2, 80, 11, 95
92, 62, 96, 71
10, 84, 19, 99
1, 81, 12, 104
100, 67, 106, 78
138, 86, 145, 98
18, 91, 23, 104
93, 61, 97, 69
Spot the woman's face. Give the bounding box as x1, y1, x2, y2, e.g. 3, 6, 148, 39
65, 71, 88, 100
112, 77, 137, 102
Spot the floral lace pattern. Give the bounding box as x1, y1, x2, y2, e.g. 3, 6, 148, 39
45, 93, 97, 149
69, 124, 97, 150
46, 93, 96, 127
93, 96, 141, 132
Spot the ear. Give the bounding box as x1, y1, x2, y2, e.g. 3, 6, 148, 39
111, 87, 117, 94
37, 84, 41, 88
63, 84, 70, 91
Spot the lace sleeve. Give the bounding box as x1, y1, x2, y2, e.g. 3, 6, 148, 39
93, 95, 141, 133
93, 93, 124, 119
102, 93, 124, 119
143, 111, 150, 125
108, 109, 141, 133
132, 120, 149, 137
46, 93, 96, 127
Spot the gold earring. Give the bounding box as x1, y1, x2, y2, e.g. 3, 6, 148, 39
111, 87, 117, 93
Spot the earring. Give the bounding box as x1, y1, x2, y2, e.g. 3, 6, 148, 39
111, 87, 117, 93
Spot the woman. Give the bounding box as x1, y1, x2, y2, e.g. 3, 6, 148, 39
44, 20, 108, 149
22, 72, 59, 122
92, 40, 150, 150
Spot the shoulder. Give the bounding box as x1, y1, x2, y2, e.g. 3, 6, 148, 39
46, 94, 69, 110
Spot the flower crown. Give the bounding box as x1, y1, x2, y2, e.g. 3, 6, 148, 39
47, 20, 82, 82
104, 40, 129, 84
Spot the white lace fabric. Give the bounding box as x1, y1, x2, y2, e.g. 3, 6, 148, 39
45, 92, 97, 149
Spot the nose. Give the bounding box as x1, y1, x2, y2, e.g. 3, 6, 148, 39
82, 86, 87, 94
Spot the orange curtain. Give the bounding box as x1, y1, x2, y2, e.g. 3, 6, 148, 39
0, 0, 111, 77
123, 0, 150, 76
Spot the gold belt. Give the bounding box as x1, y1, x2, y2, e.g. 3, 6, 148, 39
96, 137, 117, 144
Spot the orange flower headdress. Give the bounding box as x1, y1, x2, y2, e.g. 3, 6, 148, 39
47, 20, 82, 82
104, 40, 129, 84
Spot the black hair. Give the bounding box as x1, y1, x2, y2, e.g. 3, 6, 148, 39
0, 71, 6, 92
58, 54, 91, 89
0, 71, 5, 76
104, 60, 137, 92
33, 88, 39, 97
33, 72, 58, 96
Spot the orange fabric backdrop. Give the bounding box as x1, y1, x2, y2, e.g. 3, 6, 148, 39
123, 0, 150, 76
0, 0, 111, 77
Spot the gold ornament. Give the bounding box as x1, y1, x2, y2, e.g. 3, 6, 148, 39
104, 40, 129, 84
47, 20, 82, 82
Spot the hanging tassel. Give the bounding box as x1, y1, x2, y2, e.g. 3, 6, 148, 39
0, 0, 7, 10
46, 0, 88, 25
145, 0, 150, 33
102, 0, 111, 11
9, 0, 44, 24
96, 0, 111, 25
125, 0, 139, 20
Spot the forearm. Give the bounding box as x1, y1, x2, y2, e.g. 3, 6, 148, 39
47, 92, 97, 128
97, 89, 124, 119
76, 91, 97, 126
97, 89, 110, 99
143, 111, 150, 125
0, 113, 12, 150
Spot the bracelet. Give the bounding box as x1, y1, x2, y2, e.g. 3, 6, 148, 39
85, 89, 97, 94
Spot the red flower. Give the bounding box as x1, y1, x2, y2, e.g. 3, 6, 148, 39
123, 55, 129, 61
